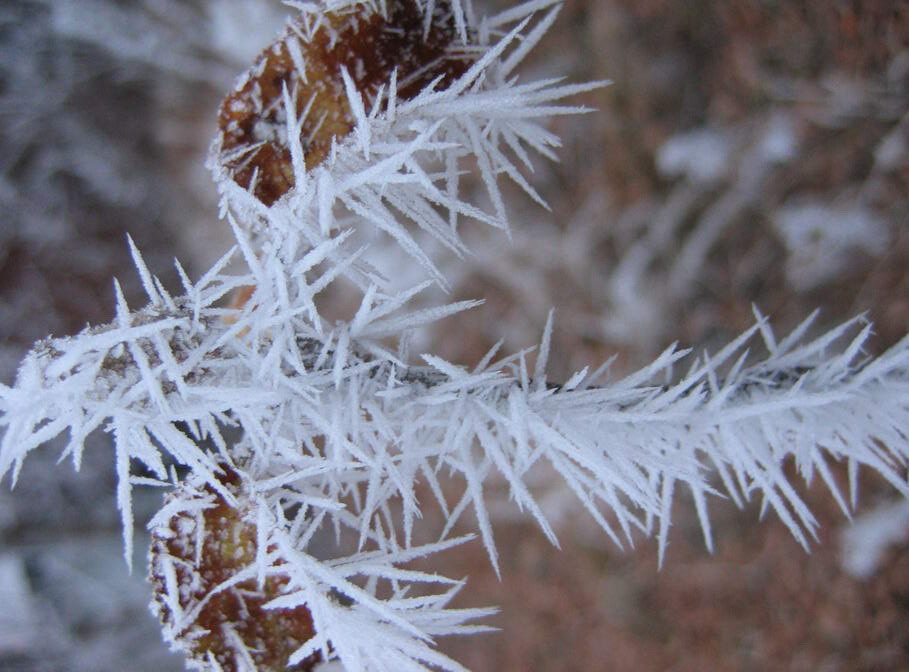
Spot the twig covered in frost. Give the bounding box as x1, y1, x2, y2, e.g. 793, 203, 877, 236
1, 1, 908, 670
4, 271, 909, 568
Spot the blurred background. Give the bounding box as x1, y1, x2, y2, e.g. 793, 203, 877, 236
1, 1, 907, 670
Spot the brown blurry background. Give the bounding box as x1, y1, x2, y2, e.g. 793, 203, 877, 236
1, 1, 907, 670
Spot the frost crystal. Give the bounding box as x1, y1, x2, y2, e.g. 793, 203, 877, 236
1, 1, 908, 671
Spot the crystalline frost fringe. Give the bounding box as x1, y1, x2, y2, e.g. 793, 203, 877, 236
1, 1, 909, 670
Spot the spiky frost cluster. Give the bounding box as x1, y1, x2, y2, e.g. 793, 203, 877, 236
1, 1, 908, 670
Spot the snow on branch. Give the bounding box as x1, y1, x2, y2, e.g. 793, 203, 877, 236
1, 1, 908, 670
210, 0, 608, 289
3, 257, 907, 574
148, 468, 495, 671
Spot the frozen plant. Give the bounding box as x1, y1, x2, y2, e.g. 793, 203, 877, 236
2, 1, 909, 670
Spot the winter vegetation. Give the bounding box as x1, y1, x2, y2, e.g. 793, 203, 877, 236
1, 1, 908, 671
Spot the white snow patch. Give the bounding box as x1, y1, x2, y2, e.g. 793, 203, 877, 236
0, 554, 39, 653
874, 124, 908, 171
656, 128, 732, 183
773, 201, 890, 290
208, 0, 287, 67
840, 500, 909, 579
756, 113, 798, 164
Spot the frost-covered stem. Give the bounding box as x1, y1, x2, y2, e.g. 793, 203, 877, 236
14, 304, 898, 411
2, 1, 909, 670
